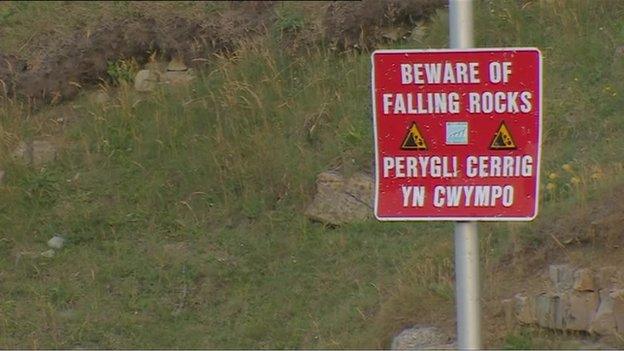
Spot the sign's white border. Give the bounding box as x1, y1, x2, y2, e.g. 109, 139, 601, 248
371, 48, 542, 221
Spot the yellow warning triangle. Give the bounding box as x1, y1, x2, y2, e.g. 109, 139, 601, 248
490, 122, 516, 149
401, 122, 427, 150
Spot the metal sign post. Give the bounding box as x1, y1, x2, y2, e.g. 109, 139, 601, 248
371, 0, 541, 349
450, 1, 481, 349
454, 221, 481, 349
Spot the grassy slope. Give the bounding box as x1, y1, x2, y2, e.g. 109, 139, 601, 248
1, 0, 624, 348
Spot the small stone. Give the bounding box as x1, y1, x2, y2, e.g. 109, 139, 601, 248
11, 141, 29, 160
391, 326, 449, 350
12, 140, 58, 167
589, 289, 617, 335
549, 264, 574, 292
58, 309, 77, 320
381, 27, 409, 42
514, 293, 537, 324
91, 90, 110, 104
40, 249, 55, 258
162, 70, 195, 86
32, 140, 58, 167
167, 57, 188, 72
573, 268, 595, 291
47, 236, 65, 250
615, 46, 624, 57
501, 298, 515, 328
134, 69, 159, 92
595, 266, 618, 290
410, 25, 427, 42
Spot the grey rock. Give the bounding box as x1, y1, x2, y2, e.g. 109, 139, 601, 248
514, 293, 537, 324
610, 289, 624, 332
391, 326, 450, 350
502, 298, 515, 328
410, 25, 427, 42
162, 70, 195, 86
535, 293, 562, 329
560, 291, 599, 331
90, 90, 110, 104
573, 268, 596, 292
549, 264, 574, 292
167, 57, 188, 72
32, 140, 58, 167
47, 236, 65, 250
305, 171, 373, 225
426, 342, 455, 350
40, 249, 55, 258
381, 27, 409, 42
595, 266, 618, 290
589, 289, 617, 335
58, 309, 77, 320
11, 141, 29, 160
134, 69, 159, 92
12, 140, 58, 167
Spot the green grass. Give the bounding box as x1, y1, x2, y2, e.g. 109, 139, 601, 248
2, 0, 624, 348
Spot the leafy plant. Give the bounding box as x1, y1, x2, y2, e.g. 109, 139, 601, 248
106, 58, 139, 85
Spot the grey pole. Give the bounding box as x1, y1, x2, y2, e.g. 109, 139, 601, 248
453, 221, 481, 349
449, 0, 481, 349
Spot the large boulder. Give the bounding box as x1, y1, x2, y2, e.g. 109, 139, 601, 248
560, 291, 599, 331
535, 293, 561, 329
305, 171, 373, 225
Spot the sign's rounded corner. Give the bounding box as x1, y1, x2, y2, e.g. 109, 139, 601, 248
526, 209, 539, 221
528, 47, 542, 56
373, 210, 386, 222
371, 50, 382, 62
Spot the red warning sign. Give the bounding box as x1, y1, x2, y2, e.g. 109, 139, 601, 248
372, 48, 542, 221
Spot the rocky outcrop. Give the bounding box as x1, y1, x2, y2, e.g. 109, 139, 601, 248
134, 58, 195, 92
505, 264, 624, 336
304, 171, 373, 225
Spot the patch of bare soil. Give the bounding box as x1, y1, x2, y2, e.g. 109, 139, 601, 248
323, 0, 445, 50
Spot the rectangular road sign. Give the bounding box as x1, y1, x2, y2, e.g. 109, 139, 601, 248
371, 48, 542, 221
